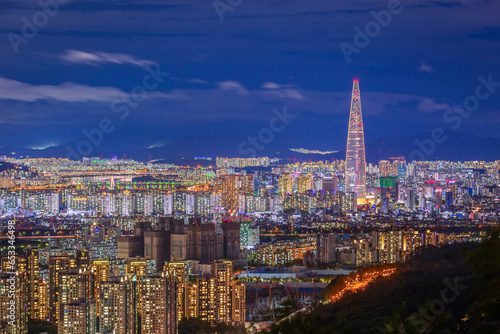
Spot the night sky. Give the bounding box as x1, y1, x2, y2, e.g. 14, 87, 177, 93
0, 0, 499, 161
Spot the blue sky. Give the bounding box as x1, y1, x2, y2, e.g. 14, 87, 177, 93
0, 0, 499, 160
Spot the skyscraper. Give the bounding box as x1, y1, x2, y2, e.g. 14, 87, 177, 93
345, 79, 367, 204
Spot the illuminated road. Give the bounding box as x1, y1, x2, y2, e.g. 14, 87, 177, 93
327, 267, 397, 303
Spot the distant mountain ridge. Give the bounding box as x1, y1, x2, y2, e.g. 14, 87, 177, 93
0, 131, 498, 164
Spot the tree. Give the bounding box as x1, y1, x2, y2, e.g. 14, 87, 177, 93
178, 317, 246, 334
28, 319, 57, 334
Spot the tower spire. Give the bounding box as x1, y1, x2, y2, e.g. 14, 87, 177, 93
345, 79, 367, 204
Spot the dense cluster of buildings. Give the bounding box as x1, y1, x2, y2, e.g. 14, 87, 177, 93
0, 154, 498, 332
0, 247, 245, 334
249, 237, 316, 266
117, 217, 242, 266
1, 157, 499, 220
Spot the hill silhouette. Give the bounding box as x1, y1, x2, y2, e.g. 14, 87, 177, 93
271, 231, 500, 334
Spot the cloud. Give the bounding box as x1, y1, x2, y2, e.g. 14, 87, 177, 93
257, 88, 306, 100
188, 78, 208, 84
146, 140, 169, 149
418, 62, 435, 74
261, 82, 295, 89
171, 77, 208, 85
123, 81, 432, 124
417, 98, 450, 113
0, 76, 455, 125
149, 90, 189, 101
215, 80, 306, 100
59, 50, 156, 68
0, 77, 188, 103
0, 77, 125, 102
216, 81, 249, 95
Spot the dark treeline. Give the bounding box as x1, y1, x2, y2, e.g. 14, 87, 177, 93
178, 317, 245, 334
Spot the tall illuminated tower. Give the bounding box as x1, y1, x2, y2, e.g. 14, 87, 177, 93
345, 79, 367, 204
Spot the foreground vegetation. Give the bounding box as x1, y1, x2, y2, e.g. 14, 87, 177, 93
270, 230, 500, 334
178, 317, 245, 334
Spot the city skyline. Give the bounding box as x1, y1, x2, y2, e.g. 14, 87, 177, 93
0, 1, 499, 333
0, 152, 499, 333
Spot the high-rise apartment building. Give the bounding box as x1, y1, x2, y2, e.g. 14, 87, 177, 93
100, 276, 137, 334
230, 278, 246, 324
343, 192, 357, 213
143, 228, 170, 272
372, 231, 404, 263
0, 273, 28, 334
214, 175, 254, 212
92, 260, 110, 317
222, 222, 240, 260
49, 256, 78, 323
141, 271, 177, 334
171, 260, 245, 325
278, 172, 293, 198
353, 239, 372, 266
25, 249, 42, 320
58, 268, 93, 325
322, 177, 338, 192
194, 261, 245, 325
39, 279, 49, 321
379, 160, 391, 177
316, 233, 337, 265
59, 299, 96, 334
166, 262, 189, 322
240, 222, 259, 248
297, 173, 313, 194
186, 223, 223, 263
125, 260, 148, 318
